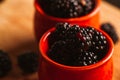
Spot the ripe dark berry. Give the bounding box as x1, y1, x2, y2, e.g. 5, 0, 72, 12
48, 40, 71, 65
77, 28, 92, 50
47, 23, 109, 66
83, 0, 95, 14
48, 23, 71, 46
18, 52, 39, 74
38, 0, 95, 18
91, 30, 108, 59
73, 51, 98, 66
0, 50, 12, 77
100, 23, 119, 44
56, 22, 70, 32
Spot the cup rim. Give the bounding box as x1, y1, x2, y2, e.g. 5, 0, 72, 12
34, 0, 100, 22
39, 27, 114, 71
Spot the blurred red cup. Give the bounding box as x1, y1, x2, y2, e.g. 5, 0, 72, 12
34, 0, 101, 41
39, 27, 114, 80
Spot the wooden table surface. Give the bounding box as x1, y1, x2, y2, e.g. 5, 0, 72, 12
0, 0, 120, 80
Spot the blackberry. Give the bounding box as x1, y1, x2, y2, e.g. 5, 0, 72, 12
83, 0, 95, 14
77, 27, 92, 50
0, 50, 12, 77
73, 51, 98, 66
55, 22, 71, 38
48, 40, 73, 65
56, 22, 71, 31
18, 52, 39, 74
48, 23, 71, 46
100, 23, 119, 44
39, 0, 95, 18
91, 31, 108, 59
66, 25, 81, 39
48, 23, 80, 46
84, 27, 108, 59
47, 23, 108, 66
54, 23, 82, 40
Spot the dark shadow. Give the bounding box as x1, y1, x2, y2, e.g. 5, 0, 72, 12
34, 9, 57, 42
34, 10, 42, 42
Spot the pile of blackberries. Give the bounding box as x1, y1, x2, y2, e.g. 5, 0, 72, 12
47, 23, 109, 66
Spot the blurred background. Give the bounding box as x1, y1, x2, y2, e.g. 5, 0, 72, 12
0, 0, 119, 80
106, 0, 120, 8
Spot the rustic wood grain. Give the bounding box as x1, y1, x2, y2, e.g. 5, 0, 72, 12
0, 0, 120, 80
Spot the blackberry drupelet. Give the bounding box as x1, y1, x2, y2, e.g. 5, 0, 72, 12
100, 23, 119, 44
0, 50, 12, 77
18, 52, 39, 74
48, 23, 108, 66
38, 0, 95, 18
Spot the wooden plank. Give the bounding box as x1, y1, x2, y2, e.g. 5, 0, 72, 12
0, 0, 120, 80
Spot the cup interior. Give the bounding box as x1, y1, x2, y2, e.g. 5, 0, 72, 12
39, 26, 114, 70
35, 0, 100, 21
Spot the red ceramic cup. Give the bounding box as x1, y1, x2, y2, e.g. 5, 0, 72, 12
39, 27, 114, 80
34, 0, 101, 41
